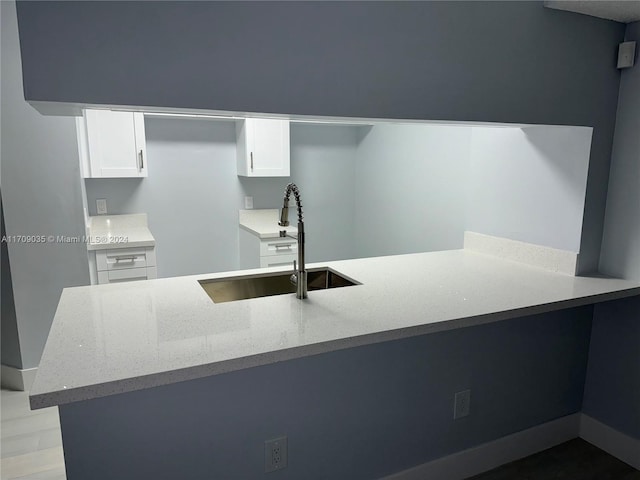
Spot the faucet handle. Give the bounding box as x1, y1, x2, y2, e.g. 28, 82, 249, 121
290, 260, 298, 286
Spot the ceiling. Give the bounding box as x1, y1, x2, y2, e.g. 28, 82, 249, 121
544, 1, 640, 23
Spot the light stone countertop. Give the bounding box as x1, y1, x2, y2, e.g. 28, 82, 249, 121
239, 209, 298, 239
29, 250, 640, 409
87, 214, 156, 251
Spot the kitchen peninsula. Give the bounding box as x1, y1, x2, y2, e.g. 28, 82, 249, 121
30, 249, 640, 479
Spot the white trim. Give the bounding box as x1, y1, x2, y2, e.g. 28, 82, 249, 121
464, 231, 579, 275
579, 414, 640, 470
30, 100, 580, 129
1, 365, 38, 391
381, 414, 580, 480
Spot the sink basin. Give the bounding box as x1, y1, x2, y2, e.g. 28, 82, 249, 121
199, 267, 359, 303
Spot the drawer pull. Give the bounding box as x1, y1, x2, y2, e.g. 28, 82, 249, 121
114, 256, 136, 263
274, 244, 292, 250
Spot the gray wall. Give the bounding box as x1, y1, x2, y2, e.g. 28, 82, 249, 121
14, 1, 626, 273
583, 296, 640, 439
59, 307, 593, 480
583, 21, 640, 441
354, 124, 472, 257
466, 126, 592, 252
84, 121, 359, 277
1, 194, 22, 369
599, 21, 640, 281
1, 1, 90, 369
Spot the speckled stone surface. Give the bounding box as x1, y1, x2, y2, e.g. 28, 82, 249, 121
29, 250, 640, 409
464, 231, 579, 275
87, 214, 156, 251
239, 209, 298, 239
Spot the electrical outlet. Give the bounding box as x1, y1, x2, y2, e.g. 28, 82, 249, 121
96, 199, 107, 215
244, 196, 254, 209
454, 390, 471, 419
265, 436, 287, 473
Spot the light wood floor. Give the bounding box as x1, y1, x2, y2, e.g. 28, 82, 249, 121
1, 389, 66, 480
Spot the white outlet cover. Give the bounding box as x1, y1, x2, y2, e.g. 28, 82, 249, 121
244, 196, 254, 209
96, 199, 107, 215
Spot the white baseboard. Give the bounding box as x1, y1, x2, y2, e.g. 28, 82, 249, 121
464, 231, 578, 275
381, 413, 581, 480
579, 414, 640, 470
1, 364, 38, 391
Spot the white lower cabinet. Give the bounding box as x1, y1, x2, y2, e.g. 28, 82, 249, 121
93, 247, 157, 284
239, 228, 297, 270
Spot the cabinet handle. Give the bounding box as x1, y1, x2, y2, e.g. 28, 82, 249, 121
138, 150, 144, 170
114, 256, 136, 263
275, 244, 292, 250
250, 152, 254, 172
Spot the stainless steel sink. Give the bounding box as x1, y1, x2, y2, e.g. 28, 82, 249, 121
199, 267, 359, 303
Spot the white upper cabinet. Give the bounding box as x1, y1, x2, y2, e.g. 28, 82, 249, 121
236, 118, 290, 177
77, 109, 147, 178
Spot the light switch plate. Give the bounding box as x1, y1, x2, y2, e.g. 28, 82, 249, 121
96, 199, 107, 215
244, 196, 254, 209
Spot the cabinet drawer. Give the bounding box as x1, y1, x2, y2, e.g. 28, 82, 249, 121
107, 267, 149, 283
259, 238, 298, 257
96, 247, 156, 271
97, 267, 149, 284
260, 253, 297, 269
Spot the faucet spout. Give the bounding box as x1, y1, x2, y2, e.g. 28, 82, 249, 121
278, 183, 307, 299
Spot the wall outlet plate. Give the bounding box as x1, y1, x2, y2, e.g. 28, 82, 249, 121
96, 199, 107, 215
244, 196, 254, 209
265, 436, 288, 473
454, 390, 471, 419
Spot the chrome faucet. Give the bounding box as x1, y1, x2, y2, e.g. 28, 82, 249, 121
278, 183, 307, 299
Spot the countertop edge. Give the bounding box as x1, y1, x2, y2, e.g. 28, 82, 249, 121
29, 285, 640, 410
239, 222, 297, 239
87, 240, 156, 251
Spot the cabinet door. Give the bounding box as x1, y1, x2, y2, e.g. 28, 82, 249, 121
84, 110, 147, 178
237, 119, 290, 177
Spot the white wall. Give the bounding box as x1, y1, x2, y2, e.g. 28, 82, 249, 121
288, 124, 358, 262
466, 126, 592, 253
84, 120, 360, 277
86, 120, 595, 278
86, 118, 242, 277
353, 124, 473, 258
86, 121, 477, 276
1, 1, 90, 369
